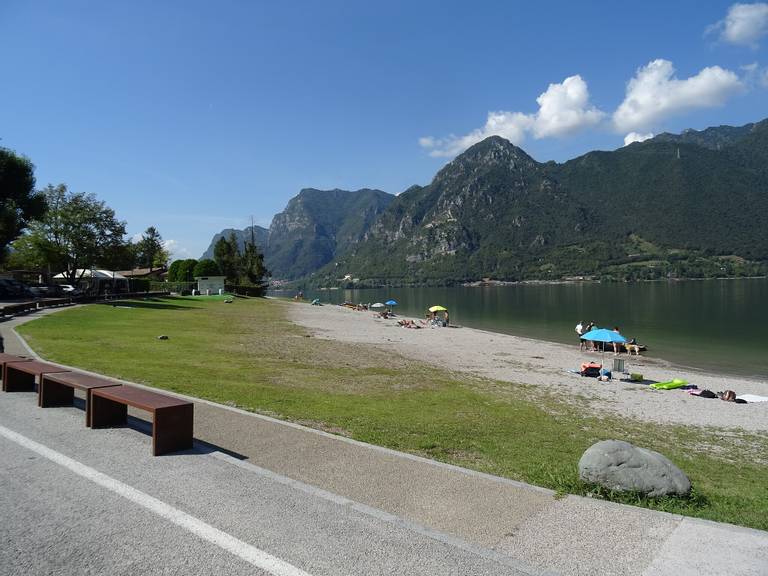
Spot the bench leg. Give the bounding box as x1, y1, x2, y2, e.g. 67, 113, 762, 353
90, 394, 127, 428
153, 404, 194, 456
39, 379, 74, 408
4, 368, 35, 392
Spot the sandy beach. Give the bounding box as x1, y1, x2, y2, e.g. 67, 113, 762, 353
288, 302, 768, 433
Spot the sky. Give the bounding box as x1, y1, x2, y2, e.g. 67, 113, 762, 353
2, 1, 768, 260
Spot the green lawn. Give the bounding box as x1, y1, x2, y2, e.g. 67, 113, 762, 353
17, 296, 768, 530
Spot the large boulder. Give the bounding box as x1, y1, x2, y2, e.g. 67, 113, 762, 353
578, 440, 691, 497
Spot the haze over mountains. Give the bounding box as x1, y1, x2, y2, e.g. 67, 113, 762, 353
203, 119, 768, 284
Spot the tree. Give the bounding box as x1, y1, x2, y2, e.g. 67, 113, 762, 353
136, 226, 166, 271
167, 259, 183, 282
178, 258, 198, 282
168, 258, 199, 282
193, 259, 220, 277
0, 148, 47, 262
213, 233, 239, 281
5, 233, 47, 271
240, 239, 269, 285
24, 184, 128, 283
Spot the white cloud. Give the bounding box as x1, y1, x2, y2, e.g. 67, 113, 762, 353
532, 75, 605, 138
708, 3, 768, 47
613, 59, 743, 133
623, 132, 654, 146
420, 75, 603, 157
742, 62, 768, 87
163, 239, 191, 261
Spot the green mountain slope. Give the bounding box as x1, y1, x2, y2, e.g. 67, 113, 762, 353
201, 188, 394, 280
321, 119, 768, 285
266, 188, 393, 279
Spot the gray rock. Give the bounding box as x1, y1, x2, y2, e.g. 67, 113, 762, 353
578, 440, 691, 497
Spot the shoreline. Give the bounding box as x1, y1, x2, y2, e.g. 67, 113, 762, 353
276, 274, 768, 291
288, 301, 768, 433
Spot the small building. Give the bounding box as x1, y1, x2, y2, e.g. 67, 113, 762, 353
195, 276, 226, 295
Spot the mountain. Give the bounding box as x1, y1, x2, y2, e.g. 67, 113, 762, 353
331, 137, 590, 283
200, 226, 269, 260
201, 188, 394, 279
266, 188, 393, 278
321, 119, 768, 284
651, 122, 759, 150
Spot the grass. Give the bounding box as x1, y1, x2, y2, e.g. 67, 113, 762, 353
17, 296, 768, 530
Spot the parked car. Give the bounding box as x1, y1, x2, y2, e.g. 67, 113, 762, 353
28, 284, 68, 298
0, 279, 34, 300
59, 284, 82, 296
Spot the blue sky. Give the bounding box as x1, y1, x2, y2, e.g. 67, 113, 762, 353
2, 1, 767, 260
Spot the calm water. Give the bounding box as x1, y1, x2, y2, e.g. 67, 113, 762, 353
275, 278, 768, 379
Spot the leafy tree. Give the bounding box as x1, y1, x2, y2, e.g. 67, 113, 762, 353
24, 184, 128, 283
177, 258, 198, 282
6, 233, 47, 271
193, 259, 220, 277
101, 241, 137, 271
167, 259, 183, 282
213, 233, 239, 281
240, 240, 269, 285
0, 148, 47, 261
136, 226, 166, 271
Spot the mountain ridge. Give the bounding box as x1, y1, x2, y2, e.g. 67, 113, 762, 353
202, 118, 768, 284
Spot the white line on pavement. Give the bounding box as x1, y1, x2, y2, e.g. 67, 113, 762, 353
0, 424, 313, 576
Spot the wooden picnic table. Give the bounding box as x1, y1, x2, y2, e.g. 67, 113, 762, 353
91, 385, 194, 456
40, 372, 122, 427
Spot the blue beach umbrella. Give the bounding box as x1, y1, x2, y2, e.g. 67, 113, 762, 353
581, 328, 627, 355
385, 300, 397, 306
581, 328, 627, 344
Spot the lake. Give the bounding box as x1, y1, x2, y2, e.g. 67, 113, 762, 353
274, 278, 768, 379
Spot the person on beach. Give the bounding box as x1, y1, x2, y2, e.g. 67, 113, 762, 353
584, 321, 595, 351
444, 310, 449, 327
575, 321, 584, 350
612, 326, 622, 354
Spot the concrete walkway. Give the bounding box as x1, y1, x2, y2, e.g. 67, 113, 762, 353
2, 310, 766, 576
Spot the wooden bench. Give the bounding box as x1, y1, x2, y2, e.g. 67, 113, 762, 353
91, 385, 194, 456
3, 360, 69, 393
40, 372, 122, 427
0, 353, 31, 391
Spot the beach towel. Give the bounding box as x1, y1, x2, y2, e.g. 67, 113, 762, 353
736, 394, 768, 403
650, 378, 688, 390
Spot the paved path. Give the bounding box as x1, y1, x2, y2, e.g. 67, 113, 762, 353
1, 310, 767, 575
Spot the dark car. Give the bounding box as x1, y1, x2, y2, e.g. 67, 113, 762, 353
0, 279, 34, 300
27, 284, 68, 298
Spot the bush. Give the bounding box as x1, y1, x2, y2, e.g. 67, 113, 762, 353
193, 259, 221, 277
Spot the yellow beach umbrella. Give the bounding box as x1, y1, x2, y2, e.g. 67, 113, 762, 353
428, 305, 447, 312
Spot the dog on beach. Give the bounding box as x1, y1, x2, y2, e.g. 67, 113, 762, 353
626, 343, 642, 356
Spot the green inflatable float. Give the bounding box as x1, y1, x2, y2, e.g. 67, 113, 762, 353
650, 378, 688, 390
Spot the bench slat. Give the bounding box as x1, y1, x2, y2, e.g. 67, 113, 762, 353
92, 385, 191, 411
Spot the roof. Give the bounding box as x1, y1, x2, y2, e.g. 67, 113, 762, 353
52, 269, 128, 280
116, 267, 167, 277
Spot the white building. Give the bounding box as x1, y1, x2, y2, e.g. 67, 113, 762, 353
195, 276, 226, 295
